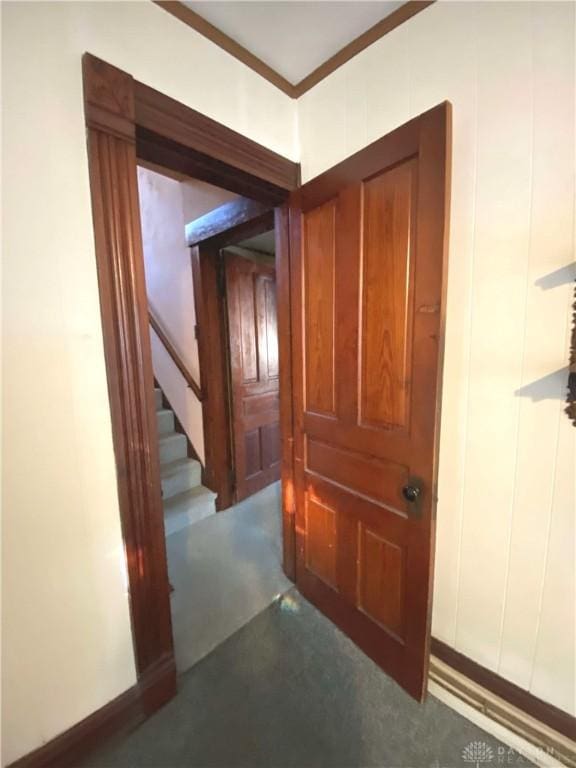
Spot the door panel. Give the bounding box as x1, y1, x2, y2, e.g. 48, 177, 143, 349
304, 200, 336, 416
290, 104, 451, 700
358, 525, 405, 637
360, 161, 415, 430
226, 252, 281, 501
306, 438, 408, 512
263, 278, 279, 378
305, 497, 338, 588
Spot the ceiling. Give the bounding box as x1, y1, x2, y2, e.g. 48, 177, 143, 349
183, 1, 406, 84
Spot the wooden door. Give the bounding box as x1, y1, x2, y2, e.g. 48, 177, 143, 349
226, 253, 281, 501
289, 104, 451, 700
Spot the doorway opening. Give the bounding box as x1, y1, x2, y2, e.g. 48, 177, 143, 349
136, 164, 288, 672
84, 53, 450, 713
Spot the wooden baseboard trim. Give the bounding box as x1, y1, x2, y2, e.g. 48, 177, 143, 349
7, 654, 176, 768
431, 638, 575, 749
429, 664, 576, 768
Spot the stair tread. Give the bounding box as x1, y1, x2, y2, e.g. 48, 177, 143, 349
163, 485, 216, 536
159, 431, 186, 444
161, 457, 201, 477
163, 486, 217, 511
158, 431, 188, 466
156, 409, 175, 438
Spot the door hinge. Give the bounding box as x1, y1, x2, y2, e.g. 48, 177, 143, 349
229, 467, 236, 492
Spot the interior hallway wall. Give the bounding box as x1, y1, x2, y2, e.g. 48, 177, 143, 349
1, 2, 296, 764
181, 176, 238, 223
298, 0, 575, 715
138, 168, 236, 464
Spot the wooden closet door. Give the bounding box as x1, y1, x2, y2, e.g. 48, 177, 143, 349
226, 253, 280, 502
289, 104, 451, 700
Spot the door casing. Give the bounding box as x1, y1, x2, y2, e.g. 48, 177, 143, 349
82, 53, 299, 710
83, 51, 448, 712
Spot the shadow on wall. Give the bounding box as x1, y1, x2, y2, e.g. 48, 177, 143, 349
515, 368, 569, 402
534, 263, 575, 291
515, 262, 574, 402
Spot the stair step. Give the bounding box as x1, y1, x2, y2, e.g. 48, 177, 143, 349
161, 457, 202, 500
163, 486, 217, 537
159, 432, 187, 464
156, 408, 175, 437
154, 388, 163, 411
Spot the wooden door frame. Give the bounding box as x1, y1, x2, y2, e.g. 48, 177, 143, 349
82, 53, 299, 711
190, 209, 278, 511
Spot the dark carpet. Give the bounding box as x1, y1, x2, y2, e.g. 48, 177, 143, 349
84, 589, 532, 768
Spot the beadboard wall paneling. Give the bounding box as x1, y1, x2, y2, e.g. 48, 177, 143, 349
298, 1, 575, 715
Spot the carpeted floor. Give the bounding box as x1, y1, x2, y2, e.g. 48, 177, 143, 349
167, 481, 290, 673
84, 589, 531, 768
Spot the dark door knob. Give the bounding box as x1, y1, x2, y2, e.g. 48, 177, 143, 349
402, 484, 421, 503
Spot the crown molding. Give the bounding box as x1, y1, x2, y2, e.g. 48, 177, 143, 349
292, 1, 435, 97
153, 1, 296, 96
153, 0, 435, 100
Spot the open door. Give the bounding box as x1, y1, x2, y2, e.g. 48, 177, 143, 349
226, 252, 281, 502
289, 103, 451, 700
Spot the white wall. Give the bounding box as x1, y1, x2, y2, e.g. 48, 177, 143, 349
138, 168, 236, 465
1, 2, 296, 765
298, 1, 575, 715
181, 177, 239, 223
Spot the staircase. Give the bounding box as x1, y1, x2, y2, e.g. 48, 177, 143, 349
154, 386, 216, 537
